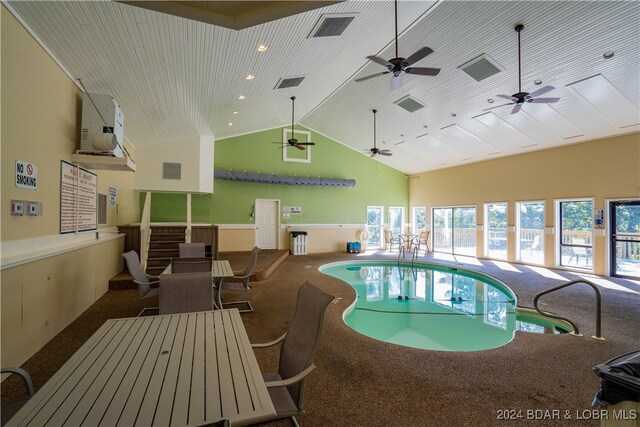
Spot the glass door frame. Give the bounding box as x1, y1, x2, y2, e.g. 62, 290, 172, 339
554, 198, 594, 272
412, 206, 427, 234
515, 200, 545, 265
366, 205, 385, 249
607, 199, 640, 279
484, 202, 508, 260
431, 205, 477, 256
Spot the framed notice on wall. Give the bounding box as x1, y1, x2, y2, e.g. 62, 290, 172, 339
60, 160, 98, 234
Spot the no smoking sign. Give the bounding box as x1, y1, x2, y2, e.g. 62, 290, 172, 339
16, 160, 37, 189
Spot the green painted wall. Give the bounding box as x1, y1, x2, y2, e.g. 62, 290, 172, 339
146, 126, 409, 224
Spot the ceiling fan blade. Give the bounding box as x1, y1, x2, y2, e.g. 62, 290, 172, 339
496, 94, 515, 100
295, 141, 315, 146
294, 144, 306, 151
403, 47, 433, 66
378, 151, 393, 156
355, 71, 390, 82
405, 67, 440, 76
390, 74, 402, 91
367, 55, 392, 66
529, 97, 560, 104
511, 103, 523, 114
378, 149, 392, 153
370, 152, 376, 158
528, 85, 555, 98
482, 102, 513, 112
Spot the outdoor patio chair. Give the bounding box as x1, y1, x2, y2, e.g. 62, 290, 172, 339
220, 246, 260, 313
569, 238, 590, 265
122, 250, 160, 316
412, 230, 431, 255
1, 367, 34, 426
251, 281, 334, 427
171, 257, 212, 273
159, 272, 213, 315
529, 235, 541, 256
384, 230, 400, 251
179, 242, 206, 258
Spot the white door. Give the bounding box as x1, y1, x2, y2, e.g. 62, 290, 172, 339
255, 199, 279, 249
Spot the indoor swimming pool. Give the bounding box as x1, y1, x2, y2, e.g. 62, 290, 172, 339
320, 261, 571, 352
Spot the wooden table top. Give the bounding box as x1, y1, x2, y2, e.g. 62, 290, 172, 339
8, 309, 275, 426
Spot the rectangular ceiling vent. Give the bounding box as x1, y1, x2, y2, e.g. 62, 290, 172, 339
308, 13, 357, 38
163, 162, 181, 180
394, 95, 426, 113
275, 76, 305, 89
458, 54, 503, 82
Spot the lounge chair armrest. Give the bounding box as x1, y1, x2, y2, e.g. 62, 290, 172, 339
1, 367, 35, 396
251, 333, 286, 348
147, 274, 160, 280
264, 364, 316, 388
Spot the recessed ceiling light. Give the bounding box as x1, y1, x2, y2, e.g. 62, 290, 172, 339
246, 74, 255, 80
232, 110, 239, 115
534, 79, 543, 85
423, 124, 428, 128
238, 95, 246, 100
603, 51, 614, 59
228, 122, 233, 126
487, 99, 494, 104
257, 44, 268, 52
451, 113, 457, 117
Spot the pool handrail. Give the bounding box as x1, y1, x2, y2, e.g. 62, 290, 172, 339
532, 279, 604, 340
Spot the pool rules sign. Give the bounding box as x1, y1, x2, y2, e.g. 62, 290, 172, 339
16, 160, 37, 189
60, 160, 97, 233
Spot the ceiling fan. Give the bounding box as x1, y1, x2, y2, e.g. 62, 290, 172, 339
365, 109, 392, 158
355, 0, 440, 90
276, 96, 315, 150
484, 24, 560, 114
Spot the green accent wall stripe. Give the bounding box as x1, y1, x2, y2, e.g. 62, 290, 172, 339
145, 126, 408, 224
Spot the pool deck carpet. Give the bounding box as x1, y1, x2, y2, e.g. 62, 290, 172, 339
3, 250, 639, 426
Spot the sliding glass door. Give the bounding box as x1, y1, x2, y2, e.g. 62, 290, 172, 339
558, 200, 593, 270
610, 201, 640, 279
485, 203, 508, 260
366, 206, 384, 249
516, 201, 544, 264
388, 207, 404, 238
432, 206, 476, 256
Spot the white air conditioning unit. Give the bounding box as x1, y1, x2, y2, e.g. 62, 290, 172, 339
79, 93, 124, 156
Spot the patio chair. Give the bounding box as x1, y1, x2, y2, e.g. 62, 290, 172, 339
159, 272, 213, 315
529, 235, 541, 256
171, 257, 212, 273
569, 238, 590, 265
412, 230, 431, 255
384, 230, 399, 251
179, 242, 206, 258
251, 281, 334, 427
1, 367, 35, 426
220, 246, 260, 313
122, 250, 160, 316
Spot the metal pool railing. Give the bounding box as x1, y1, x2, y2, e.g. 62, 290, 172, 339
533, 279, 604, 340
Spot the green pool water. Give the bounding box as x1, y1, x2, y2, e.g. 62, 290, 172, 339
319, 261, 570, 352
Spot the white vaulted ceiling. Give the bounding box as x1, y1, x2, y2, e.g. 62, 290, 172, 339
5, 1, 640, 175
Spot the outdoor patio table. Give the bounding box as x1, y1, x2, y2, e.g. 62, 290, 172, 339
7, 309, 275, 426
162, 259, 235, 309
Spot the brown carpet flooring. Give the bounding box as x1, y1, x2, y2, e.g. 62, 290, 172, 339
3, 250, 639, 426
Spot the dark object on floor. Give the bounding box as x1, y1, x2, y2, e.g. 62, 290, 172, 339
1, 368, 34, 426
251, 281, 334, 426
593, 350, 640, 406
346, 242, 361, 253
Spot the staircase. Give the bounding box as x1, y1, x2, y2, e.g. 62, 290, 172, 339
146, 231, 185, 276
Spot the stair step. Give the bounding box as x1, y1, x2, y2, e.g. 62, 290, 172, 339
149, 241, 181, 249
147, 258, 172, 268
148, 248, 179, 257
146, 267, 168, 276
150, 233, 185, 242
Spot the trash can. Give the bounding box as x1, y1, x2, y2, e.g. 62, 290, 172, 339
592, 350, 640, 425
289, 231, 308, 255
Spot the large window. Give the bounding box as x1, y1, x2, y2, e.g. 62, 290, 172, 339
485, 203, 508, 260
516, 201, 545, 264
388, 207, 404, 239
366, 206, 384, 249
557, 199, 593, 270
432, 206, 476, 256
610, 201, 640, 279
412, 207, 427, 234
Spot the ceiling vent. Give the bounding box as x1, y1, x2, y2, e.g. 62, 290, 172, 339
308, 13, 357, 38
275, 76, 305, 89
163, 162, 181, 180
458, 54, 503, 82
394, 95, 426, 113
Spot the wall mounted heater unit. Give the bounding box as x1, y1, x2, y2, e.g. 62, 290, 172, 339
79, 93, 124, 156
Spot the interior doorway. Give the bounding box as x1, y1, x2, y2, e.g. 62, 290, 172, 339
255, 199, 279, 249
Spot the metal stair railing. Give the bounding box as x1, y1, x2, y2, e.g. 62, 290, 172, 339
533, 279, 604, 340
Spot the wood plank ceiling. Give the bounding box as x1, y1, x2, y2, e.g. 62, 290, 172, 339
6, 1, 640, 175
